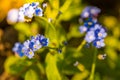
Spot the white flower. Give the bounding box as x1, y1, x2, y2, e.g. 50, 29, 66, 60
7, 9, 19, 24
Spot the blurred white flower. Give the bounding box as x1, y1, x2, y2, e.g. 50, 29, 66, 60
7, 2, 43, 23
7, 9, 19, 24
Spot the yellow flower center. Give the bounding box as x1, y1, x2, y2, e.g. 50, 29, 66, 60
97, 41, 100, 45
98, 33, 102, 37
88, 22, 92, 25
29, 50, 33, 55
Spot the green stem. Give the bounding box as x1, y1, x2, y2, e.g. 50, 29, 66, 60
89, 48, 97, 80
35, 17, 54, 27
46, 47, 57, 49
77, 40, 86, 52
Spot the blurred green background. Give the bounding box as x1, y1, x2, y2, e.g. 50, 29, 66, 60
0, 0, 120, 80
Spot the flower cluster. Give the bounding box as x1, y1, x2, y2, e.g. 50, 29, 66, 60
12, 34, 49, 58
79, 6, 107, 48
18, 2, 43, 22
7, 2, 43, 23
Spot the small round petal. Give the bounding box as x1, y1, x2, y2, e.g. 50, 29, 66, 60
81, 11, 90, 18
27, 49, 34, 59
18, 11, 25, 22
34, 7, 43, 16
22, 47, 34, 59
12, 42, 24, 57
85, 31, 96, 43
81, 6, 101, 18
30, 37, 42, 51
93, 39, 105, 48
35, 34, 49, 46
40, 38, 49, 46
33, 40, 42, 50
81, 7, 91, 18
31, 2, 39, 8
79, 26, 87, 33
24, 6, 35, 18
91, 24, 107, 39
90, 7, 101, 16
12, 43, 21, 52
23, 40, 31, 48
97, 30, 107, 39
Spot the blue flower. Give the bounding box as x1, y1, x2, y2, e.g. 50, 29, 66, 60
24, 5, 35, 18
30, 36, 42, 51
79, 26, 87, 33
16, 2, 43, 22
22, 41, 34, 58
83, 25, 107, 48
12, 43, 24, 57
40, 38, 49, 46
12, 34, 49, 58
34, 7, 43, 16
31, 2, 39, 8
23, 40, 30, 48
83, 24, 107, 48
79, 6, 107, 48
93, 39, 105, 48
35, 34, 49, 47
81, 6, 101, 18
85, 31, 96, 43
79, 18, 97, 33
22, 46, 34, 59
84, 18, 97, 27
89, 24, 107, 39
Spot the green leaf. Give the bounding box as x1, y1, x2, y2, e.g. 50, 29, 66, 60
62, 65, 81, 75
95, 73, 101, 80
25, 69, 40, 80
60, 0, 72, 12
45, 22, 58, 45
49, 0, 59, 9
60, 6, 82, 21
14, 23, 32, 37
56, 48, 82, 75
36, 62, 45, 75
4, 56, 32, 75
71, 70, 89, 80
45, 53, 61, 80
67, 24, 83, 39
56, 24, 67, 45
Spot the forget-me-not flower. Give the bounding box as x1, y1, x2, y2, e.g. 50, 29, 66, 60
7, 2, 43, 23
93, 39, 105, 48
12, 34, 49, 58
12, 43, 24, 57
79, 6, 107, 48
